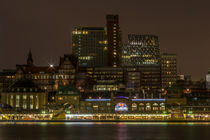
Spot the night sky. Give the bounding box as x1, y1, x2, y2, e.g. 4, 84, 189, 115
0, 0, 210, 80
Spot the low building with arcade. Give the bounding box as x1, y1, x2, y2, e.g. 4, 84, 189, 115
62, 90, 167, 120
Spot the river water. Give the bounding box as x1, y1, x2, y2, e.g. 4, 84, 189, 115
0, 122, 209, 140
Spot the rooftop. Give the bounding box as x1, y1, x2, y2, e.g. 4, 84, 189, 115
57, 84, 80, 96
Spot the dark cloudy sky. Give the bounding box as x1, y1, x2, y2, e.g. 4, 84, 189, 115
0, 0, 210, 80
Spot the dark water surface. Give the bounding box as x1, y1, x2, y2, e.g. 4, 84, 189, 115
0, 122, 209, 140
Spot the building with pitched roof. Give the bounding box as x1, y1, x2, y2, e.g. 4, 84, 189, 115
1, 79, 47, 112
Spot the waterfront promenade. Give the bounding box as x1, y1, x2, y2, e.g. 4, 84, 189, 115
1, 113, 210, 122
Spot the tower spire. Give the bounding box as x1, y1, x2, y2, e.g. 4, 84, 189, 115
27, 49, 33, 66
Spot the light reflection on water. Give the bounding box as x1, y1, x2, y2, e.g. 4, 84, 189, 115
0, 122, 209, 140
0, 122, 210, 125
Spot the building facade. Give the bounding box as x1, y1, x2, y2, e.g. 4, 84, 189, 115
123, 65, 162, 98
87, 67, 124, 92
1, 80, 47, 112
124, 67, 141, 92
123, 34, 160, 65
161, 53, 177, 89
55, 84, 80, 113
72, 27, 108, 67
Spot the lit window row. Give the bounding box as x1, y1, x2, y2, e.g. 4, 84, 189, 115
98, 40, 108, 44
79, 56, 92, 60
72, 31, 88, 35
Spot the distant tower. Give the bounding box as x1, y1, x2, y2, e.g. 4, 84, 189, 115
27, 49, 34, 66
106, 14, 121, 67
206, 69, 210, 90
161, 53, 177, 88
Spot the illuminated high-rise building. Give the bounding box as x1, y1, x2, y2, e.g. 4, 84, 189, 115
161, 53, 177, 88
72, 27, 108, 67
122, 35, 161, 97
106, 15, 121, 67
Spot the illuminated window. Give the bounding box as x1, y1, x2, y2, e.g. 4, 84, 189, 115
153, 103, 158, 106
93, 105, 98, 111
36, 95, 39, 109
132, 103, 137, 111
10, 95, 13, 107
23, 95, 27, 109
30, 95, 33, 109
153, 107, 159, 111
146, 103, 151, 111
58, 97, 63, 100
160, 103, 165, 111
16, 95, 20, 107
139, 107, 144, 111
107, 103, 111, 106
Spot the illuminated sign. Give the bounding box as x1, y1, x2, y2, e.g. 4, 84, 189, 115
115, 103, 128, 112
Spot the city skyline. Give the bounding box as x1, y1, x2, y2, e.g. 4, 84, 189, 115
0, 0, 210, 80
1, 1, 210, 139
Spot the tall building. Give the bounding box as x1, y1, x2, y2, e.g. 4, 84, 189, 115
161, 53, 177, 88
106, 15, 121, 67
72, 27, 108, 67
206, 68, 210, 90
122, 35, 161, 97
